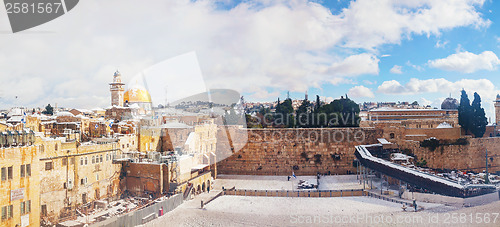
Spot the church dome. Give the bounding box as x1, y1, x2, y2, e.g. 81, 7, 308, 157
123, 84, 152, 104
441, 97, 459, 110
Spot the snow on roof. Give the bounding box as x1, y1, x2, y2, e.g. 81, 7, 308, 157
128, 104, 140, 109
185, 132, 197, 145
390, 153, 413, 161
161, 121, 192, 129
56, 111, 75, 117
7, 116, 23, 123
436, 122, 453, 128
75, 109, 93, 113
377, 138, 391, 145
92, 107, 105, 112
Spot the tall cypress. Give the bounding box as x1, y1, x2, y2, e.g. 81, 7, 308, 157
471, 92, 488, 138
458, 90, 472, 134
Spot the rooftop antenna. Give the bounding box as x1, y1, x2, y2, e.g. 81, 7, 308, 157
287, 91, 290, 100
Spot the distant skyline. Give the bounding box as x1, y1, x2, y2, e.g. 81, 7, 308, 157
1, 0, 500, 119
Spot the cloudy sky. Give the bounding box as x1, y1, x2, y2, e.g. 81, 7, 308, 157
1, 0, 500, 119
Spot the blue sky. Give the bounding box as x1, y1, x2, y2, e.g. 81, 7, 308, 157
0, 0, 499, 118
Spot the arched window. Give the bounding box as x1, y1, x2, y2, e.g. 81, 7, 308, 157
389, 133, 395, 139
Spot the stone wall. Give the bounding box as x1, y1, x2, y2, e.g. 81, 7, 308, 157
217, 128, 381, 175
400, 137, 500, 173
123, 163, 169, 197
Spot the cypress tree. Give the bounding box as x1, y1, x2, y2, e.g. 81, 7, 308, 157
458, 90, 472, 134
471, 92, 488, 138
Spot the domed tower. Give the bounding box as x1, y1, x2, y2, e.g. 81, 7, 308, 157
109, 71, 125, 107
123, 78, 152, 112
441, 97, 459, 110
495, 94, 500, 125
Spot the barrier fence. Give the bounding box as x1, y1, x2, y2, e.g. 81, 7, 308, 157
364, 191, 412, 206
222, 189, 365, 197
91, 194, 183, 227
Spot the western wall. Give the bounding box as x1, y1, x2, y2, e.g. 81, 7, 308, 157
217, 128, 381, 175
217, 127, 500, 176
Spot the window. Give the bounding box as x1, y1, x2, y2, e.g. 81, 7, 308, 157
20, 201, 25, 215
7, 167, 12, 180
80, 158, 84, 166
7, 205, 12, 219
81, 177, 87, 185
45, 162, 53, 171
85, 157, 88, 165
41, 205, 47, 216
96, 174, 99, 181
26, 164, 31, 177
389, 133, 395, 139
100, 155, 103, 163
62, 158, 67, 166
122, 144, 124, 149
92, 156, 95, 164
26, 201, 30, 213
20, 165, 25, 178
55, 144, 58, 151
1, 206, 5, 220
1, 167, 6, 181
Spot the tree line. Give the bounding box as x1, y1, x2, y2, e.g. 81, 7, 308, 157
458, 90, 488, 138
243, 95, 360, 128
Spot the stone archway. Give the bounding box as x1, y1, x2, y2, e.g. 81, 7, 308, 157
202, 182, 206, 192
197, 185, 201, 194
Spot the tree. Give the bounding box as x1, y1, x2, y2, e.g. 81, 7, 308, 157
276, 98, 295, 127
471, 92, 488, 138
411, 101, 419, 106
458, 90, 473, 134
315, 95, 321, 113
42, 104, 54, 115
296, 99, 311, 128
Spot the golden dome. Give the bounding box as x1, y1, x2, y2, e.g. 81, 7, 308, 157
124, 86, 152, 103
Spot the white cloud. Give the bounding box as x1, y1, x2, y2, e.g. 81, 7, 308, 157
0, 0, 492, 108
428, 51, 500, 73
248, 88, 280, 101
377, 78, 500, 118
348, 85, 375, 98
419, 98, 433, 107
435, 40, 449, 48
390, 65, 403, 74
406, 61, 423, 71
363, 80, 377, 85
322, 53, 379, 77
377, 78, 496, 96
340, 0, 490, 49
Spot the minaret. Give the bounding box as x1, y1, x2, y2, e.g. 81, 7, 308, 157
109, 71, 125, 107
495, 94, 500, 125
